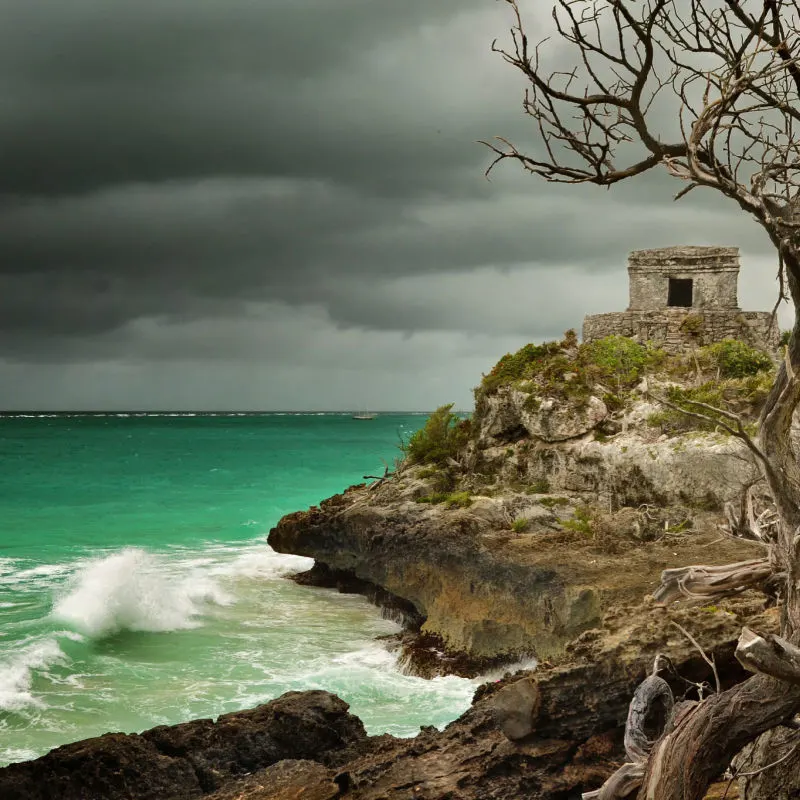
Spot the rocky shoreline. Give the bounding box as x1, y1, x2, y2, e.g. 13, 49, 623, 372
0, 596, 772, 799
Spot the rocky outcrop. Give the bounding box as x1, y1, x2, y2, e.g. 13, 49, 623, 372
474, 387, 756, 509
478, 387, 609, 442
269, 471, 760, 671
0, 691, 366, 800
268, 369, 767, 673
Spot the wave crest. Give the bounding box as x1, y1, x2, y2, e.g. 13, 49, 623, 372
53, 548, 229, 638
0, 638, 67, 713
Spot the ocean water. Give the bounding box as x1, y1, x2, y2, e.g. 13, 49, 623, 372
0, 413, 478, 767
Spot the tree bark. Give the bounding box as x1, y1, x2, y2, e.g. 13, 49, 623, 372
735, 726, 800, 800
638, 675, 800, 800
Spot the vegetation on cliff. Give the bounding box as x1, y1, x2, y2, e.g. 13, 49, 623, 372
474, 332, 774, 438
476, 330, 661, 404
401, 403, 471, 467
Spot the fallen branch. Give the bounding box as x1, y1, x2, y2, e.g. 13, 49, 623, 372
583, 659, 673, 799
364, 463, 393, 491
736, 627, 800, 686
581, 762, 645, 800
653, 559, 773, 604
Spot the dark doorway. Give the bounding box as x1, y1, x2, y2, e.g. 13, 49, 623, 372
668, 278, 693, 307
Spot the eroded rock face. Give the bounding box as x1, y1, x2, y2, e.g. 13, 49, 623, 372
478, 387, 608, 443
268, 477, 758, 671
0, 691, 366, 800
473, 387, 756, 510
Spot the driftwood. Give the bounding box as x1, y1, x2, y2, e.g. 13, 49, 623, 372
723, 482, 778, 545
623, 674, 674, 763
582, 663, 674, 800
363, 464, 393, 492
640, 674, 800, 800
652, 560, 773, 605
736, 627, 800, 687
581, 763, 645, 800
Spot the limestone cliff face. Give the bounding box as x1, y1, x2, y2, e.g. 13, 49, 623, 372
270, 345, 767, 670
269, 441, 757, 668
270, 487, 602, 664
473, 386, 756, 509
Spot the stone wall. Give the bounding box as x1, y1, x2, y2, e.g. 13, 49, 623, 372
628, 246, 739, 310
582, 309, 779, 354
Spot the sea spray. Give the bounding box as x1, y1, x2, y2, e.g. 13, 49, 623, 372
53, 548, 231, 637
0, 637, 68, 712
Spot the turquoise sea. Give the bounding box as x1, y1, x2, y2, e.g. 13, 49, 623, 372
0, 413, 478, 767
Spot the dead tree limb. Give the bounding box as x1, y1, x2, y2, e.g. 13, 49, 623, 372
583, 660, 674, 799
653, 559, 773, 604
640, 674, 800, 799
736, 627, 800, 686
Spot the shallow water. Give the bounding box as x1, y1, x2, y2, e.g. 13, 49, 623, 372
0, 413, 478, 766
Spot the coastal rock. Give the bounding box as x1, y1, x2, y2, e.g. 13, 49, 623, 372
205, 760, 339, 800
478, 387, 608, 443
0, 691, 366, 800
473, 388, 756, 510
269, 477, 759, 671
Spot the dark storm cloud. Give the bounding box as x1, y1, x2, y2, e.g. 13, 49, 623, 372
0, 1, 787, 408
0, 0, 495, 197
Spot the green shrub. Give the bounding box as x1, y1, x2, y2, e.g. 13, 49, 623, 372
402, 404, 470, 466
780, 330, 792, 348
444, 491, 473, 509
478, 341, 563, 396
700, 339, 773, 378
680, 313, 704, 335
647, 372, 773, 434
476, 333, 664, 405
526, 478, 550, 494
416, 490, 473, 509
579, 335, 652, 388
511, 517, 529, 533
562, 506, 593, 536
539, 496, 570, 508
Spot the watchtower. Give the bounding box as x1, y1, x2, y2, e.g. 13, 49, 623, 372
582, 246, 778, 353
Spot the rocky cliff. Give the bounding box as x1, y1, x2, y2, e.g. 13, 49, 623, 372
270, 334, 774, 672
0, 334, 781, 799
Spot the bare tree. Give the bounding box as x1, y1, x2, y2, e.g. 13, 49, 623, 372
486, 1, 800, 798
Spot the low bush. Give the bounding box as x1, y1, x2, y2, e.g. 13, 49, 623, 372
511, 517, 529, 533
402, 404, 471, 466
526, 478, 550, 494
699, 339, 773, 379
647, 372, 773, 435
415, 490, 473, 509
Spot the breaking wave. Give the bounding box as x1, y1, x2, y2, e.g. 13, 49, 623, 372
0, 638, 68, 713
53, 548, 232, 638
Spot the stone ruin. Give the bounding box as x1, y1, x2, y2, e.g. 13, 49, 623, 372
582, 246, 779, 354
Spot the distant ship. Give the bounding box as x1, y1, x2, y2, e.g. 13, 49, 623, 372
352, 411, 377, 420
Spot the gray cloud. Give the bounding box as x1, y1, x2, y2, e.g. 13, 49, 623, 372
0, 1, 789, 409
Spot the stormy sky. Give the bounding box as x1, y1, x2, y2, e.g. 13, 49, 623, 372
0, 0, 789, 411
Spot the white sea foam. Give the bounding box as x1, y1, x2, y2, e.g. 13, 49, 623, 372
53, 548, 230, 637
211, 545, 313, 580
0, 637, 68, 712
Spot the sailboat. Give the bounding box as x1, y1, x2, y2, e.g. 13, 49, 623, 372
352, 410, 377, 420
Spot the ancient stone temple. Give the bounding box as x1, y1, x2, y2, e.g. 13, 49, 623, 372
582, 246, 779, 353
